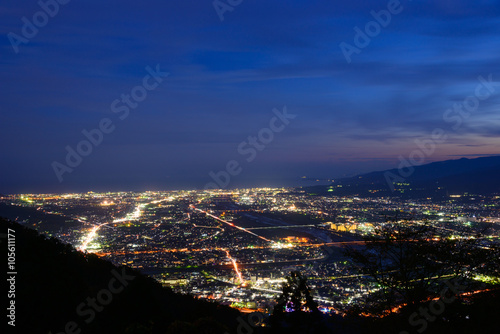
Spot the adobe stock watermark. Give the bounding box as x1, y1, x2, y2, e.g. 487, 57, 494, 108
49, 267, 135, 334
225, 311, 267, 334
339, 0, 411, 64
7, 0, 71, 54
399, 278, 466, 334
384, 74, 499, 191
213, 0, 243, 22
205, 106, 296, 190
51, 64, 169, 182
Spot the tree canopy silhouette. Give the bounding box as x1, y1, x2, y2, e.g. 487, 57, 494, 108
274, 271, 319, 314
271, 271, 328, 333
343, 220, 500, 314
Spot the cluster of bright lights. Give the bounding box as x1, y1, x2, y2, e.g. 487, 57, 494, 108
271, 242, 293, 249
78, 224, 104, 252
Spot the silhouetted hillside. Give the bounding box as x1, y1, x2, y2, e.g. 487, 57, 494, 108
2, 218, 240, 334
3, 218, 499, 334
308, 156, 500, 198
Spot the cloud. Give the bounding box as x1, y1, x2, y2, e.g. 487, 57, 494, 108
1, 0, 500, 192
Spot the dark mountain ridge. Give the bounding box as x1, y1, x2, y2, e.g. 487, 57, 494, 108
307, 156, 500, 198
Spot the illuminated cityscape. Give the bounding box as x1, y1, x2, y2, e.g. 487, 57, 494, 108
3, 1, 500, 332
2, 188, 498, 314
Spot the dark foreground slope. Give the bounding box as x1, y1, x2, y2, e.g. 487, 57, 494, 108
3, 218, 240, 334
3, 218, 499, 334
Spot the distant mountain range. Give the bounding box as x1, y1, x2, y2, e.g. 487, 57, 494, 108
306, 156, 500, 198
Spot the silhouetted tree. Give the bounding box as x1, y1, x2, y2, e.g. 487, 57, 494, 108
271, 271, 326, 333
274, 271, 319, 315
343, 219, 499, 313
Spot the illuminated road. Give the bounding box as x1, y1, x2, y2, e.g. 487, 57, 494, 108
224, 249, 245, 284
79, 201, 152, 252
247, 224, 318, 230
95, 240, 371, 258
192, 206, 274, 243
113, 203, 147, 223
78, 223, 109, 252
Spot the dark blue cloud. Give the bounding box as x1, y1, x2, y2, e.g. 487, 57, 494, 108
1, 0, 499, 193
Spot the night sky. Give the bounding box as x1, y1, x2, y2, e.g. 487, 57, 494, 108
1, 0, 500, 194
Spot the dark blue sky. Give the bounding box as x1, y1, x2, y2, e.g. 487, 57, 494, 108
1, 0, 500, 193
